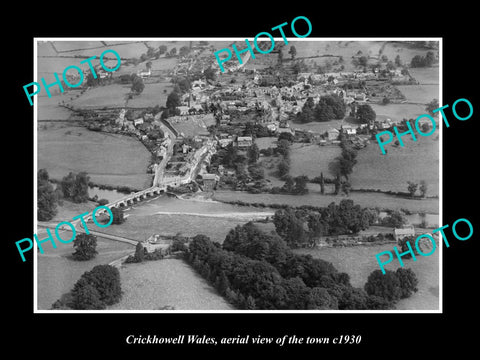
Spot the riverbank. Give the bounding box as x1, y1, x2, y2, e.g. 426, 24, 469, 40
212, 190, 439, 214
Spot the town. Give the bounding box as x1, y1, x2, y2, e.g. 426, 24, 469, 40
35, 39, 440, 312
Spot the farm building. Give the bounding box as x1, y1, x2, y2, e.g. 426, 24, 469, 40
393, 225, 415, 242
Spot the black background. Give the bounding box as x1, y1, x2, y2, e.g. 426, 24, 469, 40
6, 4, 478, 356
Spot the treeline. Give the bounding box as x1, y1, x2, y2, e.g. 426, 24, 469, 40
52, 265, 122, 310
186, 223, 417, 310
272, 199, 377, 247
410, 51, 436, 68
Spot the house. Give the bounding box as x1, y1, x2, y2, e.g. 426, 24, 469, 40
266, 123, 277, 132
133, 118, 144, 127
177, 106, 190, 116
327, 128, 340, 141
137, 68, 151, 79
393, 225, 415, 242
201, 173, 219, 191
236, 136, 253, 149
341, 125, 357, 135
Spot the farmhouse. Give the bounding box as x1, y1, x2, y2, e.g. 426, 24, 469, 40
133, 118, 144, 127
341, 125, 357, 135
327, 128, 340, 141
393, 225, 415, 242
236, 136, 253, 149
201, 173, 219, 191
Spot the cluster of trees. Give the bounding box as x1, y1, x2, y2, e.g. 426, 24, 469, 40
273, 175, 309, 195
187, 223, 416, 310
381, 210, 407, 228
243, 121, 273, 138
355, 104, 376, 124
52, 265, 122, 310
410, 51, 436, 68
295, 95, 346, 123
407, 180, 428, 198
273, 200, 377, 247
364, 268, 418, 302
38, 169, 58, 221
61, 171, 90, 203
72, 233, 98, 261
163, 78, 191, 117
38, 170, 91, 222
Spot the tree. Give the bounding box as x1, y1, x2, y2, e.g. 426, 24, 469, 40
70, 278, 105, 310
364, 269, 402, 302
398, 236, 416, 259
356, 104, 376, 124
37, 169, 57, 221
247, 143, 259, 164
425, 99, 439, 116
293, 175, 309, 195
166, 91, 181, 109
276, 139, 290, 157
179, 46, 190, 57
382, 210, 407, 228
395, 268, 418, 298
419, 180, 428, 198
134, 242, 145, 262
177, 78, 191, 92
204, 67, 216, 81
407, 181, 418, 198
273, 208, 309, 247
111, 207, 125, 225
277, 159, 290, 178
278, 49, 284, 65
169, 47, 177, 57
288, 45, 297, 59
72, 233, 98, 261
282, 176, 295, 193
358, 56, 368, 67
319, 172, 325, 195
61, 172, 90, 203
394, 54, 402, 67
158, 45, 167, 55
80, 265, 122, 306
131, 75, 145, 94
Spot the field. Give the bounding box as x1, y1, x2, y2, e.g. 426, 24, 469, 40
289, 143, 341, 178
109, 259, 234, 310
127, 81, 173, 108
51, 41, 106, 52
396, 85, 439, 104
289, 118, 344, 134
408, 67, 440, 85
37, 100, 77, 120
255, 136, 277, 150
37, 237, 134, 310
213, 189, 439, 214
69, 84, 129, 108
370, 103, 426, 122
37, 124, 152, 189
67, 42, 148, 59
293, 243, 440, 310
350, 135, 439, 196
381, 42, 438, 68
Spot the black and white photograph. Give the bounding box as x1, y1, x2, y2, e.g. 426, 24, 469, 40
6, 7, 478, 355
34, 38, 441, 312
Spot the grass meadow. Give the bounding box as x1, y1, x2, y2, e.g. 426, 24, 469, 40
37, 124, 152, 189
350, 135, 439, 196
109, 259, 234, 310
